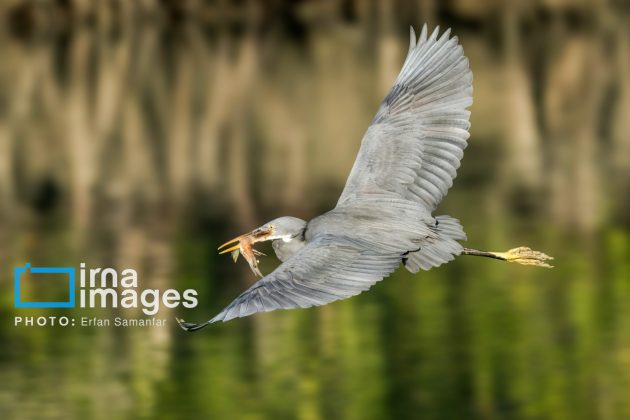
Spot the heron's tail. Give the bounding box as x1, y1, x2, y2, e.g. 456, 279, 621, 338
403, 215, 466, 273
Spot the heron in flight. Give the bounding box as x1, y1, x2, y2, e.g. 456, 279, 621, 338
177, 25, 552, 332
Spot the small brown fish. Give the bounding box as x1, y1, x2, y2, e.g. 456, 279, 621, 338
218, 226, 272, 277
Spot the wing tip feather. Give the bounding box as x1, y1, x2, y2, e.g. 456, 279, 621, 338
409, 26, 417, 52
420, 23, 428, 42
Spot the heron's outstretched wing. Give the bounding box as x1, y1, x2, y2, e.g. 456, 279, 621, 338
177, 235, 401, 330
337, 25, 472, 211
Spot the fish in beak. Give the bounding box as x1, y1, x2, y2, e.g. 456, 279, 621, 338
218, 226, 273, 277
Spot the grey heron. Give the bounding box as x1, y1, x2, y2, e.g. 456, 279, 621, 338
177, 25, 552, 332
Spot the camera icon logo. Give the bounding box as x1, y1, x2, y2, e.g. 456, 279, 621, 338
14, 263, 76, 308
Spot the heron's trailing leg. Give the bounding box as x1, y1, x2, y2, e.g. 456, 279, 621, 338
462, 246, 553, 268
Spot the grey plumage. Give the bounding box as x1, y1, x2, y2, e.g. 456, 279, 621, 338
271, 217, 307, 261
337, 25, 472, 210
211, 234, 402, 323
177, 25, 475, 331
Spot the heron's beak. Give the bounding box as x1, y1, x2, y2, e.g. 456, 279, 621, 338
217, 226, 273, 255
217, 238, 242, 255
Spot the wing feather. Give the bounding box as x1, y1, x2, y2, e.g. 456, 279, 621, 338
196, 236, 401, 325
337, 25, 472, 211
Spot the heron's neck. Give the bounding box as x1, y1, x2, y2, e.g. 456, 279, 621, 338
272, 234, 306, 262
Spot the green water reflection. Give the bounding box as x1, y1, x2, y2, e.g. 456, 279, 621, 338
4, 226, 630, 419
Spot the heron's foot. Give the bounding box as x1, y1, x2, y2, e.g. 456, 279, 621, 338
494, 247, 554, 268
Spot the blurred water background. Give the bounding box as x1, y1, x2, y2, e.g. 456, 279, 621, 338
1, 0, 630, 419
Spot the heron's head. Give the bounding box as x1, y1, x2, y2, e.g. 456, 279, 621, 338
218, 216, 306, 252
218, 217, 307, 276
